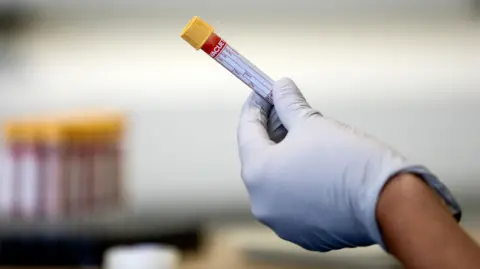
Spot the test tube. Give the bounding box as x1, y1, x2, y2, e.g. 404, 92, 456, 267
40, 122, 66, 219
181, 16, 275, 104
17, 123, 40, 220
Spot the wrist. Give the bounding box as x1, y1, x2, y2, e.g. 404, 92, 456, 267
376, 172, 459, 253
376, 173, 449, 225
377, 173, 451, 218
375, 173, 480, 268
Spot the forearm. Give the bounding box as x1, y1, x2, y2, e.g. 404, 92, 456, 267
377, 173, 480, 269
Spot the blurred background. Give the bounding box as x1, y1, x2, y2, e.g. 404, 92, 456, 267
0, 0, 478, 268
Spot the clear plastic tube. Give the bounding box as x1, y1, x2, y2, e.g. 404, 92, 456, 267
181, 16, 274, 104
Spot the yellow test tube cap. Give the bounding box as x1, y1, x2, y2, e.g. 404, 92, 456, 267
181, 16, 214, 50
38, 122, 64, 142
3, 122, 19, 141
3, 121, 37, 142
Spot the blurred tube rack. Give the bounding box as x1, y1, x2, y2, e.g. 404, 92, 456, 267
0, 111, 125, 222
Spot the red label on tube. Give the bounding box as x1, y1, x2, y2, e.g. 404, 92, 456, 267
201, 33, 227, 59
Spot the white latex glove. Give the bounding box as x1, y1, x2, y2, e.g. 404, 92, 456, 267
237, 77, 462, 252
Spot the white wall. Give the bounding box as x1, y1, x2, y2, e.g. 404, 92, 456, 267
0, 14, 479, 233
17, 0, 475, 18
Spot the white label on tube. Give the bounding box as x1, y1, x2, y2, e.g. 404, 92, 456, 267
21, 152, 38, 218
0, 149, 14, 216
214, 44, 274, 103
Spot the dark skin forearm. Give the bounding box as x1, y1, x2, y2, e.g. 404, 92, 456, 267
377, 173, 480, 269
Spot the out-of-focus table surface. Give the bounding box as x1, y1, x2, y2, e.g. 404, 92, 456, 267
1, 222, 479, 269
0, 224, 320, 269
179, 224, 321, 269
0, 225, 351, 269
179, 222, 400, 269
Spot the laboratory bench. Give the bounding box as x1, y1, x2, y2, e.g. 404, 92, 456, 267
0, 227, 320, 269
0, 222, 400, 269
1, 222, 480, 269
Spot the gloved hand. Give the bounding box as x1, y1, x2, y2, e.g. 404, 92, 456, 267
237, 77, 462, 252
